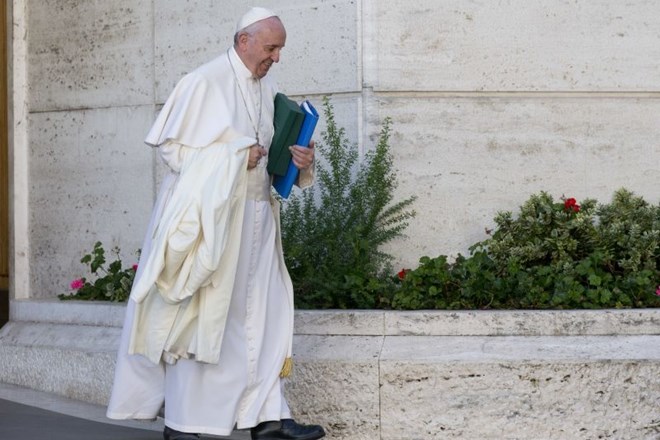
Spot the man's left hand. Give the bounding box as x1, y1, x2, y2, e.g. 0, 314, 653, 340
289, 141, 315, 170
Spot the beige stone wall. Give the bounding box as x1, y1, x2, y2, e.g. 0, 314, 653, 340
367, 0, 660, 268
12, 0, 660, 296
2, 303, 659, 439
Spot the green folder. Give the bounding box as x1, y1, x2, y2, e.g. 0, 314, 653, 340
268, 93, 305, 176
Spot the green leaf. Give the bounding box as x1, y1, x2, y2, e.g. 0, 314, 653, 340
588, 274, 602, 287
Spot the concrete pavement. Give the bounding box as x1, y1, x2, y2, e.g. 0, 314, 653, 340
0, 383, 249, 439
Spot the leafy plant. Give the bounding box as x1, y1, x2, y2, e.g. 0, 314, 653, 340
392, 189, 660, 310
59, 241, 139, 302
280, 97, 417, 309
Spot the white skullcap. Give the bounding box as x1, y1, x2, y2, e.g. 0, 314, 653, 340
235, 7, 278, 33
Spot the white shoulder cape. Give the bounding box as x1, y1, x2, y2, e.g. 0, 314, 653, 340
128, 52, 257, 364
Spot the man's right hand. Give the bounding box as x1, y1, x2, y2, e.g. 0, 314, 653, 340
247, 144, 268, 169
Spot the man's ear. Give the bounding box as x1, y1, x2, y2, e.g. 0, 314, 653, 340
236, 32, 249, 50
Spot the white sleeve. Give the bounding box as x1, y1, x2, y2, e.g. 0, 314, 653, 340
158, 141, 188, 173
296, 160, 315, 189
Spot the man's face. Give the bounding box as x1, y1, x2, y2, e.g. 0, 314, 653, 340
238, 18, 287, 78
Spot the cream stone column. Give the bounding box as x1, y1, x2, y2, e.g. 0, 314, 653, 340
10, 0, 29, 300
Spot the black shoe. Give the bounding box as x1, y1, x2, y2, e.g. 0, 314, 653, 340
163, 426, 200, 440
251, 419, 325, 440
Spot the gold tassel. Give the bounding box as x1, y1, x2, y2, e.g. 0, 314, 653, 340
280, 357, 293, 378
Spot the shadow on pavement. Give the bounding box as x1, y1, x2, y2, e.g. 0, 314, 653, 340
0, 398, 162, 439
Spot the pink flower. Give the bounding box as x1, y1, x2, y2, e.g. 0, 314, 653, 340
70, 278, 84, 290
132, 264, 138, 271
656, 286, 660, 297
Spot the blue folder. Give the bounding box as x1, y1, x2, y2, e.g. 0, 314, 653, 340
273, 100, 319, 198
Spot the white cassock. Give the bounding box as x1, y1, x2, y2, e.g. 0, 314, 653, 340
106, 46, 313, 436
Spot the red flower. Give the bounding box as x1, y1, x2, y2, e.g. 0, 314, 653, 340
132, 264, 138, 271
564, 198, 580, 213
397, 268, 410, 280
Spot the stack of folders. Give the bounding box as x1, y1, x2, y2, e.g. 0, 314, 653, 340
269, 93, 319, 198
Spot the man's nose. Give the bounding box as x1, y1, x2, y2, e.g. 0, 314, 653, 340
271, 49, 281, 63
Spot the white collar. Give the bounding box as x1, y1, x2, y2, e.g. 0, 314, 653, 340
228, 46, 255, 81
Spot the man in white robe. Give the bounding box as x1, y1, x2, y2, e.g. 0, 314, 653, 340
106, 7, 325, 440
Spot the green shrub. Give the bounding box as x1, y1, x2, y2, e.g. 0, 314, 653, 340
280, 97, 417, 308
59, 241, 139, 302
392, 189, 660, 310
